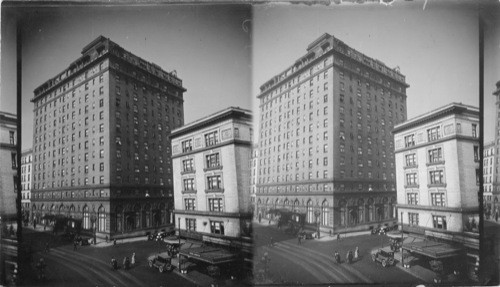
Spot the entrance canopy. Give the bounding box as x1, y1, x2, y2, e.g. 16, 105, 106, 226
180, 246, 239, 265
386, 231, 408, 239
403, 241, 463, 259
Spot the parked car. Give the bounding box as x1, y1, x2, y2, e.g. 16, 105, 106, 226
298, 231, 314, 240
371, 247, 395, 267
147, 252, 174, 273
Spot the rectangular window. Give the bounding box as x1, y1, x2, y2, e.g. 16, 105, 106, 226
472, 124, 477, 138
407, 193, 418, 205
429, 170, 444, 185
184, 198, 196, 210
186, 218, 196, 231
428, 148, 443, 163
404, 134, 415, 148
405, 173, 418, 186
208, 198, 223, 212
181, 139, 193, 153
431, 193, 445, 206
9, 131, 15, 145
204, 131, 219, 147
183, 178, 195, 191
432, 215, 447, 229
473, 145, 479, 161
11, 153, 17, 168
207, 175, 222, 190
206, 153, 220, 168
408, 213, 419, 226
210, 221, 225, 235
405, 153, 417, 167
427, 126, 441, 142
182, 158, 194, 172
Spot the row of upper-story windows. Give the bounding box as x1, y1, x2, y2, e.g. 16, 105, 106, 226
405, 192, 446, 208
180, 130, 222, 154
181, 153, 221, 173
403, 123, 478, 148
183, 198, 224, 213
404, 145, 479, 168
34, 175, 105, 190
182, 174, 222, 192
405, 169, 445, 187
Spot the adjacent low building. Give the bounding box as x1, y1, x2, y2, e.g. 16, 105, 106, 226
393, 102, 480, 281
484, 141, 495, 219
170, 107, 253, 272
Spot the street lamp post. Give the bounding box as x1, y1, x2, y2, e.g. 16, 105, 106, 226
178, 217, 181, 272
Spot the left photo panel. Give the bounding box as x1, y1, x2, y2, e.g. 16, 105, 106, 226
0, 4, 253, 286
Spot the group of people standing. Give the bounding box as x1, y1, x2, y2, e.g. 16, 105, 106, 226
334, 247, 359, 264
111, 252, 136, 270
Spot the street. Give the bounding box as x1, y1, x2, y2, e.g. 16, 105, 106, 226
20, 228, 196, 287
254, 223, 419, 285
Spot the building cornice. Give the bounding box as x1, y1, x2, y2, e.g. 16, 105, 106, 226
392, 103, 479, 134
396, 204, 479, 213
174, 209, 252, 219
172, 139, 252, 159
170, 108, 252, 139
395, 134, 480, 153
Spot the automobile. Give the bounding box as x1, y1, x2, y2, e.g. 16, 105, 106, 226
79, 237, 91, 246
298, 231, 314, 239
371, 247, 396, 267
147, 252, 174, 273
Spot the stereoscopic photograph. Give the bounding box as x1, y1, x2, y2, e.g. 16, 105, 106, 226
0, 1, 499, 286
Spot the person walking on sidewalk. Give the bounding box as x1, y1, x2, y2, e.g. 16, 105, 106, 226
131, 252, 136, 265
298, 234, 302, 245
354, 247, 359, 261
113, 238, 117, 247
337, 233, 341, 241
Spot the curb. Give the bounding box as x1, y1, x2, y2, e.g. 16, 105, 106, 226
395, 262, 431, 283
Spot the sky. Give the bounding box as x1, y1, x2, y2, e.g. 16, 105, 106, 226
483, 4, 500, 143
252, 0, 480, 139
1, 1, 497, 149
1, 4, 252, 150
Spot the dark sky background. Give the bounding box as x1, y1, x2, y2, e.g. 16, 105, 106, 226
252, 1, 480, 139
1, 4, 252, 150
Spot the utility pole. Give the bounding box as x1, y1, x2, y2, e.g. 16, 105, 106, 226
401, 211, 404, 267
178, 217, 181, 272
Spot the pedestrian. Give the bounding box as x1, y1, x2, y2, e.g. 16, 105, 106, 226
329, 230, 332, 237
298, 234, 302, 245
73, 240, 78, 251
105, 235, 108, 243
337, 233, 340, 241
131, 252, 136, 265
45, 242, 50, 253
354, 247, 359, 261
113, 238, 117, 247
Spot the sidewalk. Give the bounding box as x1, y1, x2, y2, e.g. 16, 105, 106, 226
254, 220, 371, 242
393, 251, 436, 282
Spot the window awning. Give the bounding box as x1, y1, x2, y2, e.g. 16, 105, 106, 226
403, 241, 463, 259
179, 246, 239, 265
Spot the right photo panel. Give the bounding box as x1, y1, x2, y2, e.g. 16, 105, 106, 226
251, 1, 482, 285
481, 1, 500, 285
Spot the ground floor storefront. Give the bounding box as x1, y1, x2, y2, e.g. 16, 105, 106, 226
30, 196, 174, 239
255, 191, 397, 233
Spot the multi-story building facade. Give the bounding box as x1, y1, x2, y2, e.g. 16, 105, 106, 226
0, 111, 18, 286
484, 141, 495, 218
30, 36, 185, 239
250, 144, 259, 216
0, 111, 18, 219
393, 103, 480, 279
492, 80, 500, 221
171, 107, 253, 263
255, 33, 408, 233
21, 149, 33, 223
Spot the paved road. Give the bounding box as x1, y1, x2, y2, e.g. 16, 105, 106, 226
21, 229, 196, 287
254, 223, 418, 285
